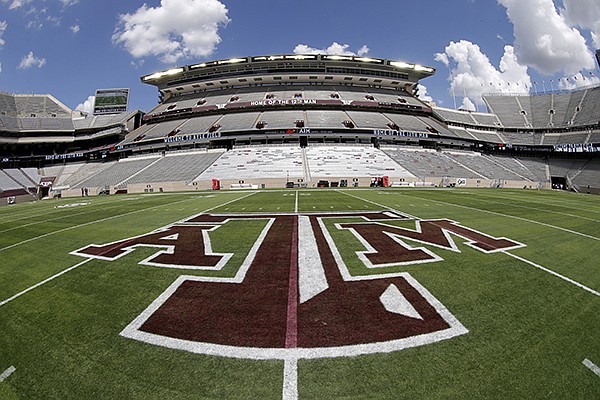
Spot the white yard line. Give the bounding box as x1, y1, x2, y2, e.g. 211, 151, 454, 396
0, 259, 93, 307
451, 196, 600, 223
0, 192, 253, 254
400, 194, 600, 242
0, 366, 15, 383
459, 191, 600, 215
0, 192, 257, 307
583, 358, 600, 378
0, 199, 187, 253
504, 252, 600, 298
336, 190, 419, 219
340, 190, 600, 298
294, 190, 299, 213
282, 358, 298, 400
0, 197, 122, 224
0, 203, 127, 234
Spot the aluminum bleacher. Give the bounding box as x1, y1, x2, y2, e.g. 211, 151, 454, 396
484, 96, 529, 127
383, 113, 431, 132
383, 148, 480, 178
0, 170, 22, 191
123, 150, 225, 185
572, 86, 600, 126
260, 110, 305, 129
433, 108, 477, 125
72, 157, 159, 189
305, 146, 412, 178
570, 158, 600, 190
345, 111, 391, 129
178, 115, 222, 135
305, 110, 351, 128
195, 146, 305, 180
220, 112, 259, 131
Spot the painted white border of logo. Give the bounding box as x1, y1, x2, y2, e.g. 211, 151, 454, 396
119, 271, 468, 360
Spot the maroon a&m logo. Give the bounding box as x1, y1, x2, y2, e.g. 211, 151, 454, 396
72, 211, 524, 360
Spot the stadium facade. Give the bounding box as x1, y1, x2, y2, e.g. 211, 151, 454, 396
1, 54, 600, 201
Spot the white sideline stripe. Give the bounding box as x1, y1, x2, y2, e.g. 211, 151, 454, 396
405, 195, 600, 242
0, 200, 188, 253
336, 190, 419, 219
0, 202, 127, 234
0, 366, 15, 382
0, 259, 93, 307
282, 358, 298, 400
504, 252, 600, 298
583, 358, 600, 378
0, 192, 257, 308
298, 216, 328, 304
340, 190, 600, 298
450, 194, 600, 223
459, 191, 600, 217
0, 192, 254, 254
295, 190, 299, 213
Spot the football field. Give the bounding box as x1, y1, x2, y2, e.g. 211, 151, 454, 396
0, 188, 599, 399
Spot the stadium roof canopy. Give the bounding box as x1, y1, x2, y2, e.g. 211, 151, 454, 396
141, 54, 436, 101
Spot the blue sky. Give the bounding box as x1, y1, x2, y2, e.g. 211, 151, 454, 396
1, 0, 599, 113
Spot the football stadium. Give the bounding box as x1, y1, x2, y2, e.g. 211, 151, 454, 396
1, 53, 599, 399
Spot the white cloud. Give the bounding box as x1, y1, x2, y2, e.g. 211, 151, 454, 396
434, 52, 449, 66
497, 0, 596, 75
75, 95, 95, 114
435, 40, 531, 107
18, 51, 46, 69
416, 84, 433, 103
2, 0, 77, 9
70, 24, 79, 33
357, 45, 369, 57
113, 0, 230, 64
561, 0, 600, 49
459, 97, 476, 111
293, 42, 370, 56
60, 0, 79, 7
2, 0, 32, 10
0, 21, 7, 46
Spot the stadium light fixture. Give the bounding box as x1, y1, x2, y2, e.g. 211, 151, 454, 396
191, 62, 208, 68
217, 58, 247, 65
142, 68, 184, 81
414, 64, 434, 73
285, 55, 316, 60
324, 55, 354, 61
390, 61, 414, 70
354, 57, 381, 63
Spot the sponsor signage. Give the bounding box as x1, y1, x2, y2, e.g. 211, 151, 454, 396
45, 152, 85, 161
164, 132, 222, 143
373, 129, 430, 139
554, 143, 599, 153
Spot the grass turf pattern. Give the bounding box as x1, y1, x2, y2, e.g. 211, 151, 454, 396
0, 188, 599, 399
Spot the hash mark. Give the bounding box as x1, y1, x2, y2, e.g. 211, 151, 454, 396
583, 358, 600, 378
0, 366, 15, 383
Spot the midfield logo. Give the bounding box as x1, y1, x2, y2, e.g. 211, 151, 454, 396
72, 211, 525, 360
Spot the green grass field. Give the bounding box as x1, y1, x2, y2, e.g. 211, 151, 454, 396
0, 188, 599, 399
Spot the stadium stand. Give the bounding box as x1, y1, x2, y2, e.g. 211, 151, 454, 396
305, 145, 413, 179
195, 146, 305, 181
570, 158, 600, 190
2, 55, 599, 198
484, 95, 530, 127
71, 157, 160, 189
122, 150, 224, 185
